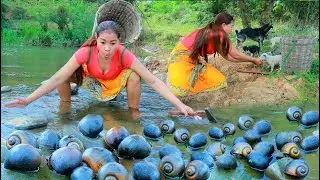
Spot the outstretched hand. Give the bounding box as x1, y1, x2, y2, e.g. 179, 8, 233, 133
176, 104, 202, 120
4, 98, 29, 108
253, 58, 264, 66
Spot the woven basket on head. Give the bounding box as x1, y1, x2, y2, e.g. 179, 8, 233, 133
280, 36, 317, 73
92, 0, 142, 44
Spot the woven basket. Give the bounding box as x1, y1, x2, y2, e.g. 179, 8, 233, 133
280, 36, 317, 73
92, 0, 142, 44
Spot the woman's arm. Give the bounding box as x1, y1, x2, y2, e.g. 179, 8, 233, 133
5, 55, 81, 107
130, 59, 196, 116
227, 44, 263, 65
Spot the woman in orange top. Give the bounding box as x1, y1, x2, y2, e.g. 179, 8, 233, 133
167, 12, 263, 97
5, 20, 196, 117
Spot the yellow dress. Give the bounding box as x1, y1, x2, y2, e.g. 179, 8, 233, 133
167, 43, 227, 97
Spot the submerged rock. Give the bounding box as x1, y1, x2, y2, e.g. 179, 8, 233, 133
5, 115, 48, 130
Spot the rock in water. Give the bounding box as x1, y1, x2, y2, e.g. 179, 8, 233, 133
4, 115, 48, 130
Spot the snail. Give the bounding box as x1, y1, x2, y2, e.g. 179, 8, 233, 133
117, 135, 151, 159
59, 135, 85, 153
78, 114, 104, 138
300, 135, 319, 153
82, 147, 118, 173
184, 160, 210, 180
71, 166, 95, 180
247, 151, 269, 171
252, 120, 271, 136
215, 154, 237, 170
286, 106, 303, 122
38, 129, 61, 150
284, 159, 309, 178
4, 144, 41, 171
281, 143, 300, 159
97, 162, 129, 180
190, 152, 214, 169
132, 161, 160, 180
174, 128, 190, 144
253, 141, 275, 158
159, 144, 182, 159
143, 124, 162, 141
104, 126, 130, 150
230, 142, 252, 159
46, 146, 82, 175
6, 130, 38, 150
159, 154, 185, 178
243, 129, 262, 145
222, 123, 236, 136
238, 115, 254, 130
289, 131, 303, 145
208, 127, 224, 141
300, 111, 319, 128
206, 142, 226, 160
160, 120, 175, 134
188, 132, 207, 151
232, 137, 248, 145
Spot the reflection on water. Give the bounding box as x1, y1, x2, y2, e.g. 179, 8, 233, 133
1, 46, 319, 179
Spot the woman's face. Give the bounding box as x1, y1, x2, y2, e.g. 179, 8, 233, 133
96, 31, 120, 59
222, 21, 234, 35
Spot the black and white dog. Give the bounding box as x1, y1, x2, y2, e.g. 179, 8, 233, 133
243, 45, 260, 57
235, 23, 273, 48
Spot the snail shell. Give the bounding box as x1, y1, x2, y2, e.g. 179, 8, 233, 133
243, 129, 262, 145
143, 124, 162, 141
185, 160, 210, 180
230, 142, 252, 159
104, 126, 129, 150
38, 129, 61, 150
284, 159, 309, 178
83, 147, 117, 173
247, 151, 269, 171
289, 131, 303, 145
46, 146, 82, 175
253, 141, 275, 158
6, 130, 37, 149
215, 154, 237, 170
222, 123, 236, 136
78, 114, 104, 138
281, 143, 300, 159
206, 142, 226, 160
300, 111, 319, 128
188, 133, 207, 151
132, 161, 160, 180
275, 132, 291, 150
59, 135, 85, 153
232, 137, 248, 145
97, 162, 129, 180
286, 106, 303, 122
190, 152, 214, 169
238, 115, 254, 130
300, 135, 319, 153
71, 166, 94, 180
160, 120, 175, 134
117, 135, 151, 159
159, 154, 185, 178
159, 144, 182, 159
174, 128, 190, 144
208, 127, 224, 141
4, 144, 41, 171
252, 120, 271, 136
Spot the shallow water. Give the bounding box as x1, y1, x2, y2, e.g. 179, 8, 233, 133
1, 46, 319, 179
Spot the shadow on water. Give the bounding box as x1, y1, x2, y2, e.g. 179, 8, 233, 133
1, 46, 319, 179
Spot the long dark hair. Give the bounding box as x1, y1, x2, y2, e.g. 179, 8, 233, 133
189, 12, 234, 63
74, 21, 121, 86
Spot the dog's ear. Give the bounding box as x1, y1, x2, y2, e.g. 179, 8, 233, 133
235, 30, 238, 34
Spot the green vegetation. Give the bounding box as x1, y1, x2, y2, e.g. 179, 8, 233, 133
1, 0, 319, 104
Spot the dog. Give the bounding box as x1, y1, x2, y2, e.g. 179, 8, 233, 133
243, 45, 260, 57
270, 37, 281, 48
260, 53, 282, 72
235, 23, 273, 48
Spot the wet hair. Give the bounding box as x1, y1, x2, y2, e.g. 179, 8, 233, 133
74, 20, 121, 86
189, 12, 234, 63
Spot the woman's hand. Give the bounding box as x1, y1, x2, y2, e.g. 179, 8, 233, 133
4, 98, 30, 108
177, 103, 196, 116
253, 58, 263, 66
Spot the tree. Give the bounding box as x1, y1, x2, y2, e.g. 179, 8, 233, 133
260, 0, 275, 25
238, 0, 251, 28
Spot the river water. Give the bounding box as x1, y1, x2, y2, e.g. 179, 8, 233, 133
1, 46, 319, 179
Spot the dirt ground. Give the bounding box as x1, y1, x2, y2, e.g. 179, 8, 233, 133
144, 51, 318, 108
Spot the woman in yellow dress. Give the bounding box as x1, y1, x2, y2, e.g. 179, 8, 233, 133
167, 12, 263, 97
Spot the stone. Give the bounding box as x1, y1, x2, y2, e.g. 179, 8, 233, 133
4, 116, 48, 130
1, 86, 11, 93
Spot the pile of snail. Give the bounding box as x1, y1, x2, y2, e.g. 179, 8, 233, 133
2, 105, 319, 179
